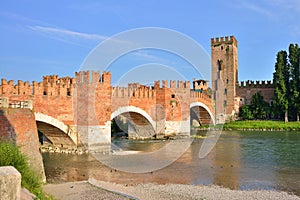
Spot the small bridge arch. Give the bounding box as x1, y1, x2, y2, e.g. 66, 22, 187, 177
111, 106, 156, 139
190, 102, 215, 126
34, 113, 77, 146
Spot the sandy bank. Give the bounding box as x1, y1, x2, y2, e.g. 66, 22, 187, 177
43, 178, 300, 200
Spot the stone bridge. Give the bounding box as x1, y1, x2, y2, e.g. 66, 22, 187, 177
0, 70, 214, 152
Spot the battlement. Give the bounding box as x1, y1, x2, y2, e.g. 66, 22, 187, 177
112, 86, 155, 98
0, 74, 75, 97
211, 36, 238, 47
154, 80, 190, 89
75, 70, 111, 84
238, 80, 274, 88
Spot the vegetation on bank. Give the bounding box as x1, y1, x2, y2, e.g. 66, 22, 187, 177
0, 142, 54, 200
223, 120, 300, 131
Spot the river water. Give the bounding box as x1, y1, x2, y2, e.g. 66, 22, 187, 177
42, 131, 300, 196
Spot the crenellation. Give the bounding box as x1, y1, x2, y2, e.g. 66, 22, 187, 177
75, 71, 83, 83
83, 71, 90, 84
177, 80, 184, 88
170, 80, 176, 88
1, 79, 7, 85
162, 80, 168, 88
185, 81, 190, 89
101, 71, 111, 84
238, 80, 274, 88
112, 84, 156, 99
211, 35, 238, 47
8, 80, 14, 86
154, 80, 160, 89
92, 70, 101, 83
0, 74, 77, 97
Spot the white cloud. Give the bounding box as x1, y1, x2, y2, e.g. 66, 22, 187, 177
28, 25, 108, 41
236, 1, 272, 16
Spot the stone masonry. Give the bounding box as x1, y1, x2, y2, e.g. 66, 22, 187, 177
0, 166, 21, 200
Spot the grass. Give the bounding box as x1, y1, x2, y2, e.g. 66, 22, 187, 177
0, 142, 55, 200
223, 120, 300, 131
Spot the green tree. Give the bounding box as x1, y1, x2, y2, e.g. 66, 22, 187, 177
273, 50, 290, 122
250, 92, 270, 119
239, 105, 254, 120
289, 44, 300, 121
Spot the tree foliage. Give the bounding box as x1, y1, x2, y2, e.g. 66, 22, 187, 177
289, 44, 300, 121
273, 50, 289, 122
251, 92, 270, 119
272, 44, 300, 122
239, 92, 270, 120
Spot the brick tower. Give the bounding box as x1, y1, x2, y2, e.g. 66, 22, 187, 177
211, 36, 238, 123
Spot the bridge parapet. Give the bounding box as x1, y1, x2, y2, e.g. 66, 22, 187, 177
0, 97, 32, 110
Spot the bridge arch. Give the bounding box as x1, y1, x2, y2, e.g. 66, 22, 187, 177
111, 106, 156, 139
34, 112, 77, 146
190, 102, 215, 125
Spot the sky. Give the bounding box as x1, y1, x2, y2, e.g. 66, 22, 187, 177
1, 0, 300, 86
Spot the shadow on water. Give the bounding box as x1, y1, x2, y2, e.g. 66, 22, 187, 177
42, 131, 300, 196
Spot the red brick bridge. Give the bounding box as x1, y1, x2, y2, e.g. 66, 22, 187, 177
0, 70, 214, 152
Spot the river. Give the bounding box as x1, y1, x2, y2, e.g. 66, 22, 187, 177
42, 131, 300, 196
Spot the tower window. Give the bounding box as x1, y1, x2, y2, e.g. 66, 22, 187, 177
221, 46, 224, 50
226, 79, 229, 84
171, 94, 175, 98
218, 59, 223, 71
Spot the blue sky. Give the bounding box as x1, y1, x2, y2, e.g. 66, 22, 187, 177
1, 0, 300, 85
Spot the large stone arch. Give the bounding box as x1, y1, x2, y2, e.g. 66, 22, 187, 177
34, 112, 77, 146
190, 102, 215, 125
111, 106, 156, 139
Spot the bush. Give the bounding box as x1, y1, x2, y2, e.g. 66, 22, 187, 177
0, 142, 54, 200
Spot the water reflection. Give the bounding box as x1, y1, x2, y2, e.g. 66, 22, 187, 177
43, 131, 300, 196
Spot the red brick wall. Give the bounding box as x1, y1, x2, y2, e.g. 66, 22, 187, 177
0, 75, 75, 125
236, 82, 274, 105
1, 70, 214, 131
0, 108, 45, 180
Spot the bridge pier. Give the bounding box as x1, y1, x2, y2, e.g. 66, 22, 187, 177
128, 123, 156, 139
77, 122, 111, 153
164, 118, 190, 138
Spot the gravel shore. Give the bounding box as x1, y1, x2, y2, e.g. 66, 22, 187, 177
43, 178, 300, 200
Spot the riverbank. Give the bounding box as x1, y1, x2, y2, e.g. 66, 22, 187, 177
223, 120, 300, 131
193, 120, 300, 131
43, 178, 300, 200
